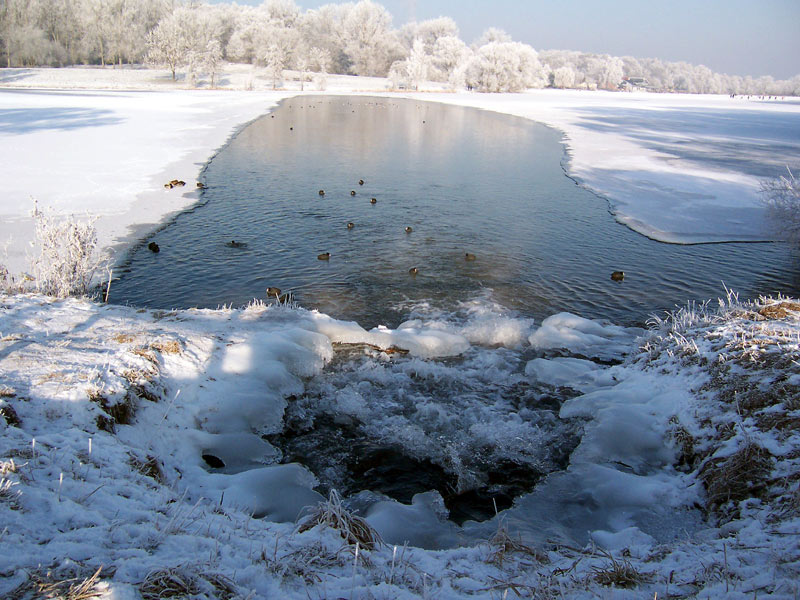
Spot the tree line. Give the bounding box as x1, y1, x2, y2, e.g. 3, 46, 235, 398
2, 0, 798, 95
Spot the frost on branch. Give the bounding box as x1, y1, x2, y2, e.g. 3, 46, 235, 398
760, 167, 800, 244
30, 202, 102, 298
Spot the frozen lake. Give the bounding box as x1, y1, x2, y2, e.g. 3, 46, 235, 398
112, 96, 799, 327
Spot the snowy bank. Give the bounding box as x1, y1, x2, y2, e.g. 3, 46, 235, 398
1, 66, 799, 280
1, 293, 799, 597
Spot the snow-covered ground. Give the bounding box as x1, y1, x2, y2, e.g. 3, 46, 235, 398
2, 65, 799, 278
1, 65, 799, 598
1, 293, 798, 598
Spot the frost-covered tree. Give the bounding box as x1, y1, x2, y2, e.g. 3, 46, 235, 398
466, 41, 544, 92
340, 0, 401, 76
431, 35, 471, 85
474, 27, 512, 47
761, 167, 800, 244
552, 65, 576, 89
202, 39, 223, 87
406, 38, 429, 89
146, 7, 194, 80
399, 16, 458, 53
597, 55, 624, 90
264, 43, 288, 89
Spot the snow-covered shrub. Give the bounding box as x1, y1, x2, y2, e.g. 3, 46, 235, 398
760, 167, 800, 244
30, 203, 102, 298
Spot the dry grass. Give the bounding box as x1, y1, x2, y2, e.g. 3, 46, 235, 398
701, 442, 773, 515
486, 521, 549, 566
297, 489, 382, 550
88, 388, 135, 433
591, 551, 644, 588
1, 401, 21, 427
150, 339, 182, 354
0, 477, 21, 508
667, 416, 698, 471
129, 453, 165, 484
758, 301, 800, 320
12, 566, 105, 600
112, 333, 136, 344
130, 347, 159, 366
139, 566, 236, 600
262, 540, 357, 585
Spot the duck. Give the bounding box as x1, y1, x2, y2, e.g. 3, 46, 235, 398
318, 190, 325, 196
350, 190, 356, 196
611, 271, 625, 281
164, 182, 173, 189
226, 240, 246, 248
266, 287, 281, 298
370, 198, 377, 204
408, 267, 418, 275
197, 182, 207, 189
347, 222, 355, 229
465, 253, 476, 261
405, 226, 413, 233
170, 179, 185, 187
318, 252, 331, 260
358, 179, 365, 186
148, 242, 160, 253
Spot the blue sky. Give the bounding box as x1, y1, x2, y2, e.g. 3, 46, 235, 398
219, 0, 800, 79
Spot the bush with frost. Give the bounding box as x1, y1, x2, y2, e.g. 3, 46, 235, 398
760, 167, 800, 244
29, 202, 103, 298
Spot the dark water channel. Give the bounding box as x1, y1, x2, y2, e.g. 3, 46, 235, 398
112, 95, 799, 328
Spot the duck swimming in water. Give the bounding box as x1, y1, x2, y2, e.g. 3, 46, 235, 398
358, 179, 365, 185
347, 222, 355, 229
405, 226, 413, 233
318, 190, 325, 196
266, 287, 281, 298
408, 267, 418, 275
611, 271, 625, 281
465, 253, 476, 261
350, 190, 356, 196
318, 252, 331, 260
370, 198, 377, 204
148, 242, 160, 253
226, 240, 246, 248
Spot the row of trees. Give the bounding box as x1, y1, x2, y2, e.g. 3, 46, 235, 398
2, 0, 798, 95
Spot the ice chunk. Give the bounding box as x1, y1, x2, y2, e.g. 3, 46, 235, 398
529, 312, 642, 359
205, 463, 324, 522
365, 491, 460, 549
189, 431, 280, 473
525, 357, 615, 392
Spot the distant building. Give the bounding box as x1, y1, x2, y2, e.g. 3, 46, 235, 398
618, 76, 651, 91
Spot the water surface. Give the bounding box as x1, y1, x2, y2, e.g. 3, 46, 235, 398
112, 96, 799, 327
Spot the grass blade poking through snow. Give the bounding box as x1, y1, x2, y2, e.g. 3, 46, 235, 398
297, 489, 382, 550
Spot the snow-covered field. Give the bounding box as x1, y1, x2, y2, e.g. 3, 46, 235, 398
1, 66, 799, 598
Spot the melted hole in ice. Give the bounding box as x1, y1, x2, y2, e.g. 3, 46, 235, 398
266, 346, 583, 525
